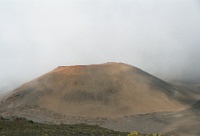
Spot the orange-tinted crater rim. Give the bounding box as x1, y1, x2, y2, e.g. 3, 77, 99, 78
53, 62, 125, 72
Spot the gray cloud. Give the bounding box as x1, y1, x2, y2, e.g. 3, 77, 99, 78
0, 0, 200, 94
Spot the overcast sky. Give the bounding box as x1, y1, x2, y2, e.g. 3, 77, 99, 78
0, 0, 200, 93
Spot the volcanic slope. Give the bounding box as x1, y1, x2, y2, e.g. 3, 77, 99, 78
0, 62, 195, 118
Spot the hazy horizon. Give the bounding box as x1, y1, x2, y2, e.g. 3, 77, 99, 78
1, 0, 200, 94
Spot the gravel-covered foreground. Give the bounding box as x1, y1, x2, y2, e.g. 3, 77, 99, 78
0, 116, 167, 136
0, 116, 128, 136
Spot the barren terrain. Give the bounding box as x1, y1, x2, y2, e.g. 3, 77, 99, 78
0, 62, 200, 135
